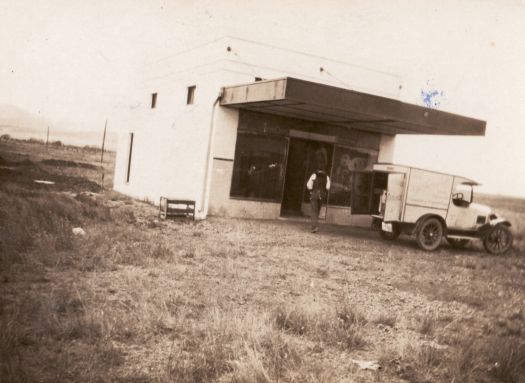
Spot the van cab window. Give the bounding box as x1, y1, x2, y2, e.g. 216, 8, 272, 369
452, 184, 473, 207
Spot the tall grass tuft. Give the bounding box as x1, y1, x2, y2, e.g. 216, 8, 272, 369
273, 303, 367, 352
417, 312, 437, 336
0, 308, 27, 383
487, 336, 525, 382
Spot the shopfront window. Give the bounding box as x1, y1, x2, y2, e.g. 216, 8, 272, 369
351, 172, 373, 213
329, 146, 377, 212
230, 134, 287, 202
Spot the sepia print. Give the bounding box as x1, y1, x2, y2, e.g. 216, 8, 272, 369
1, 1, 524, 382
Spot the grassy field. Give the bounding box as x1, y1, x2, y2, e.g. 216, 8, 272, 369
1, 138, 524, 383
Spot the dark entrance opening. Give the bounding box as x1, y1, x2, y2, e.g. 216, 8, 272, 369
281, 138, 333, 217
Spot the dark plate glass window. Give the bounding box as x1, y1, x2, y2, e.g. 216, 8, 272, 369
230, 134, 287, 202
330, 146, 371, 207
351, 172, 373, 214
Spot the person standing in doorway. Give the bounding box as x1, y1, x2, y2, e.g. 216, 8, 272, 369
306, 168, 331, 233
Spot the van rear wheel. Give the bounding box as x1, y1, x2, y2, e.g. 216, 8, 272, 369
483, 224, 513, 255
416, 218, 443, 251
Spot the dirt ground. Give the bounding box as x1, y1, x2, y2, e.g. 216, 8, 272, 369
1, 139, 524, 383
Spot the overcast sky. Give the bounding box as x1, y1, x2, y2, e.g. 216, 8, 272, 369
1, 0, 524, 197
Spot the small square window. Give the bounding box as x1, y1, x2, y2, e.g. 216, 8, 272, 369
186, 86, 196, 105
151, 93, 157, 109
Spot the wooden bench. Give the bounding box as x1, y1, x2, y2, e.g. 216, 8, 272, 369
159, 197, 195, 220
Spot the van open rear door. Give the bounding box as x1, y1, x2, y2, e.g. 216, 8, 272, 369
384, 173, 405, 222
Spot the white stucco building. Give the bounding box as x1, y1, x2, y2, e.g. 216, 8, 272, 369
113, 37, 485, 226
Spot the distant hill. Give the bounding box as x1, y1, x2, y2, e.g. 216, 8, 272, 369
0, 104, 49, 134
0, 104, 117, 150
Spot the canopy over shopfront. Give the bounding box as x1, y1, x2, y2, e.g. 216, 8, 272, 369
220, 77, 486, 136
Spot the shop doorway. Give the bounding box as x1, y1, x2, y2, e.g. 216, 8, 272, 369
281, 138, 333, 217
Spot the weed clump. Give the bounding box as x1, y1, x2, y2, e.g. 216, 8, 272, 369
417, 312, 437, 336
273, 303, 367, 352
0, 308, 27, 382
487, 336, 525, 382
373, 313, 397, 328
274, 306, 309, 335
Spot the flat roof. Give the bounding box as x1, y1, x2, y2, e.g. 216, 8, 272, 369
220, 77, 486, 136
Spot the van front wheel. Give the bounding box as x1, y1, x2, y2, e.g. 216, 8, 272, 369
483, 224, 513, 255
416, 218, 443, 251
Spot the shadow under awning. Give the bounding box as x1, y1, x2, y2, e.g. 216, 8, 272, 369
220, 77, 486, 136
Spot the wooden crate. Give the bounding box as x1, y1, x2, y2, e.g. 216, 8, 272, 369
159, 197, 195, 220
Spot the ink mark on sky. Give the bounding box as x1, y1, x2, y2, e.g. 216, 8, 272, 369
421, 80, 445, 108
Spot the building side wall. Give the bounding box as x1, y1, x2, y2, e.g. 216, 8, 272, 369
113, 70, 225, 216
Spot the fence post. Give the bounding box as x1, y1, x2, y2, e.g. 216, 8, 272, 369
100, 120, 107, 189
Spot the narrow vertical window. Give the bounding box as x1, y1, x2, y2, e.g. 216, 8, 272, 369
186, 85, 196, 104
151, 93, 157, 109
126, 133, 134, 183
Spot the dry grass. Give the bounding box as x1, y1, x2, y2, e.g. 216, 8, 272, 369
1, 138, 525, 382
273, 302, 367, 352
416, 311, 437, 336
1, 307, 26, 383
373, 313, 397, 328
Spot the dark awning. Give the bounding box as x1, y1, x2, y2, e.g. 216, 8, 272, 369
220, 77, 486, 136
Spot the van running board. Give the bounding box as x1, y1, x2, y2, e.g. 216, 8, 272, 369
446, 234, 478, 240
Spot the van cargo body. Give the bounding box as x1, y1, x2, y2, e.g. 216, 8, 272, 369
371, 164, 513, 254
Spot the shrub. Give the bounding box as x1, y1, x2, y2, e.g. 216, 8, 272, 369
27, 138, 44, 144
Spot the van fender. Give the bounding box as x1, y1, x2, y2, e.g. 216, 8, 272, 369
478, 218, 511, 239
412, 214, 447, 235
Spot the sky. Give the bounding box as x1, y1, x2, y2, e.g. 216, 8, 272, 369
1, 0, 524, 197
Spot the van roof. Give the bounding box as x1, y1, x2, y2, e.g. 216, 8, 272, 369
373, 163, 480, 185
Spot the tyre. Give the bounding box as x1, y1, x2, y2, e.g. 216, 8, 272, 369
446, 237, 470, 249
483, 224, 513, 255
380, 222, 400, 240
416, 217, 443, 251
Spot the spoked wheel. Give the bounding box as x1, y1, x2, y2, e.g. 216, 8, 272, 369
416, 217, 443, 251
380, 222, 401, 240
446, 237, 470, 249
483, 224, 513, 255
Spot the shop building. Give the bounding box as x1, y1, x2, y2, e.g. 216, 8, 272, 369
113, 37, 485, 226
